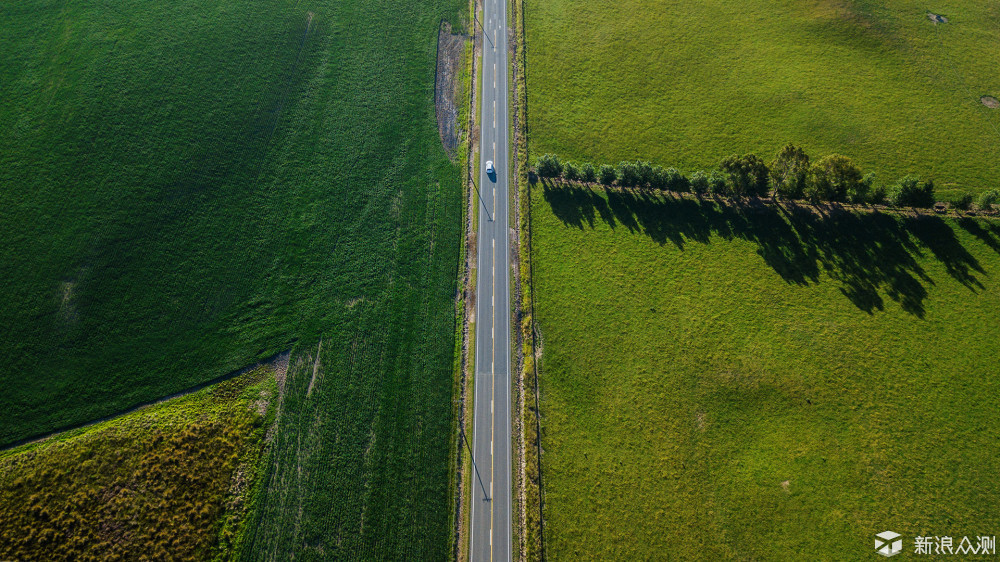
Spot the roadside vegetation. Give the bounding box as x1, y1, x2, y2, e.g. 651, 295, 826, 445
524, 0, 1000, 199
529, 183, 1000, 558
1, 0, 466, 557
0, 365, 278, 561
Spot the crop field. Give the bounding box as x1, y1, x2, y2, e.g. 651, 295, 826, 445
524, 0, 1000, 198
0, 365, 277, 560
1, 0, 465, 558
530, 183, 1000, 559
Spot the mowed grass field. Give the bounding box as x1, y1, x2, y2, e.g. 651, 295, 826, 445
1, 0, 464, 557
525, 0, 1000, 197
531, 184, 1000, 559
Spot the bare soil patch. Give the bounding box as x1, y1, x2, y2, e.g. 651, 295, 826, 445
982, 95, 1000, 109
306, 340, 322, 398
435, 21, 468, 158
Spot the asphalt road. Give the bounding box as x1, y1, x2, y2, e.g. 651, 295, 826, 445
469, 0, 511, 559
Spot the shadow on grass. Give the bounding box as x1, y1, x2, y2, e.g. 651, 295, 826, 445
541, 181, 988, 317
958, 217, 1000, 255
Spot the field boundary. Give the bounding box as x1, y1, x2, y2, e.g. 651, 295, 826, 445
1, 351, 290, 454
532, 177, 1000, 222
509, 0, 545, 558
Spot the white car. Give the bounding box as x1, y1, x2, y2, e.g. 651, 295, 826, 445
485, 160, 495, 175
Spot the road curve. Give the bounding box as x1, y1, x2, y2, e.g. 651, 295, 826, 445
469, 0, 511, 559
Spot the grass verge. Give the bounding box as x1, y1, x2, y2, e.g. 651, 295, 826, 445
510, 0, 544, 557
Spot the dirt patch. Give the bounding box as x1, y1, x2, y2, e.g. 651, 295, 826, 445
273, 351, 289, 394
58, 280, 79, 324
435, 21, 468, 158
982, 95, 1000, 109
695, 412, 707, 432
781, 480, 791, 492
306, 340, 322, 398
250, 388, 271, 416
927, 12, 948, 24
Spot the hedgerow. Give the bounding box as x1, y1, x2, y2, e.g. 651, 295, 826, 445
534, 148, 994, 212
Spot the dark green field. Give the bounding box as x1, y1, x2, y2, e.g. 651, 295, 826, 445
525, 0, 1000, 198
1, 0, 464, 557
531, 183, 1000, 559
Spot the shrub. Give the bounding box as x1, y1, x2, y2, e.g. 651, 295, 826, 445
708, 170, 729, 195
536, 154, 563, 178
978, 189, 1000, 211
617, 161, 641, 188
952, 193, 974, 211
807, 154, 862, 202
850, 172, 876, 204
888, 175, 935, 208
690, 171, 709, 194
599, 164, 617, 186
720, 153, 769, 197
664, 168, 690, 192
769, 144, 810, 199
649, 166, 667, 190
870, 185, 888, 205
581, 162, 597, 183
618, 160, 639, 187
636, 161, 654, 188
563, 161, 580, 182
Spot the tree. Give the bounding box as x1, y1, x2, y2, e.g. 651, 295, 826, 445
649, 166, 667, 190
888, 175, 935, 208
769, 144, 810, 199
870, 185, 888, 206
720, 153, 769, 197
977, 189, 1000, 211
599, 164, 617, 186
690, 170, 709, 195
803, 179, 826, 203
952, 192, 974, 211
664, 168, 689, 192
563, 161, 580, 182
536, 154, 562, 178
807, 154, 862, 202
708, 170, 729, 195
581, 162, 597, 183
849, 172, 876, 204
617, 161, 641, 188
635, 161, 654, 188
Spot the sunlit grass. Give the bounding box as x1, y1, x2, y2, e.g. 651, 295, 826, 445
0, 367, 276, 560
525, 0, 1000, 198
531, 183, 1000, 559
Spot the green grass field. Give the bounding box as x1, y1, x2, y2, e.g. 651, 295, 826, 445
524, 0, 1000, 198
531, 183, 1000, 559
1, 0, 464, 557
0, 364, 277, 560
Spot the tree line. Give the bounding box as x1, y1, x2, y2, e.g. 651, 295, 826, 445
534, 145, 1000, 212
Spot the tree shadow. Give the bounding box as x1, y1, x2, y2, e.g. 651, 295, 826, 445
958, 217, 1000, 256
540, 182, 990, 317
